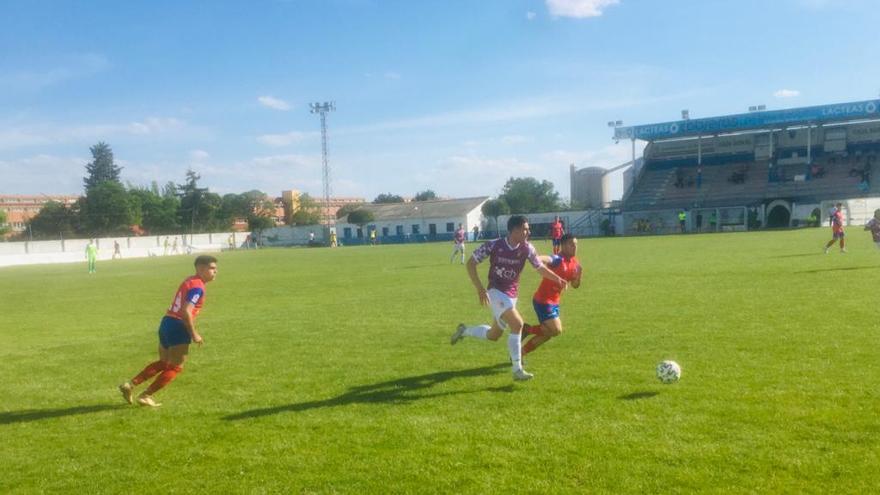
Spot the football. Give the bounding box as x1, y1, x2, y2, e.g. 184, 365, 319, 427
656, 360, 681, 384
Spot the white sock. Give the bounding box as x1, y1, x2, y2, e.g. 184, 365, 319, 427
463, 324, 490, 340
508, 333, 523, 371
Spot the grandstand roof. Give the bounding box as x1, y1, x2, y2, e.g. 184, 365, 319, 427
342, 196, 489, 222
615, 99, 880, 142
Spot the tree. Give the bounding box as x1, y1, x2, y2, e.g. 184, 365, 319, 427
347, 209, 375, 232
0, 210, 9, 237
129, 187, 180, 234
83, 142, 123, 190
482, 198, 509, 237
27, 201, 77, 239
498, 177, 561, 214
289, 193, 322, 225
413, 189, 437, 202
373, 193, 404, 204
177, 169, 210, 232
336, 202, 367, 219
80, 180, 136, 235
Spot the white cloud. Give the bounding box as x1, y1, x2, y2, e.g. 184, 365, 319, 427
773, 89, 801, 98
126, 117, 186, 135
257, 95, 292, 111
526, 11, 537, 20
256, 130, 316, 147
545, 0, 620, 18
189, 149, 210, 161
501, 135, 532, 145
0, 154, 86, 194
0, 53, 110, 91
0, 117, 198, 150
193, 153, 324, 194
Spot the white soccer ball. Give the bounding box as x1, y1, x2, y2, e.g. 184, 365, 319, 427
656, 360, 681, 384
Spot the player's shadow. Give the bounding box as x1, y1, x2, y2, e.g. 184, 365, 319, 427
769, 253, 821, 258
618, 391, 659, 401
0, 404, 126, 425
797, 265, 879, 274
223, 363, 509, 421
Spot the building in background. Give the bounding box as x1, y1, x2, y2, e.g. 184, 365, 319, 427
0, 194, 79, 238
279, 189, 365, 225
335, 196, 488, 244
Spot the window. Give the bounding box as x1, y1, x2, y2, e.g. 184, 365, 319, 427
429, 224, 437, 235
343, 227, 352, 238
446, 222, 454, 232
382, 227, 389, 236
396, 225, 404, 235
412, 224, 420, 234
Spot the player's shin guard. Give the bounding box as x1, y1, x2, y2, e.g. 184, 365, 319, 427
508, 333, 523, 371
131, 360, 166, 386
143, 364, 183, 396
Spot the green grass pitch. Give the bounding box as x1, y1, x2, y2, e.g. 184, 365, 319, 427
1, 229, 878, 493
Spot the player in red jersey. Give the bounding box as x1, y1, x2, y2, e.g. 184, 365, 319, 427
824, 202, 847, 254
118, 255, 218, 407
550, 216, 564, 255
520, 234, 582, 357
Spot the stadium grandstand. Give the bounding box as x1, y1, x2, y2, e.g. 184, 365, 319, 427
614, 99, 880, 234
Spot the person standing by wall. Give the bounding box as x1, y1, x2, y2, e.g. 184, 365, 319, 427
85, 239, 98, 274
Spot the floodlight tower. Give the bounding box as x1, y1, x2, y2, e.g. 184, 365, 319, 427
310, 101, 336, 229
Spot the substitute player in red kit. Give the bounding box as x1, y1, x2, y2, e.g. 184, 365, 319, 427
119, 255, 218, 407
521, 233, 582, 358
824, 202, 847, 254
550, 216, 564, 255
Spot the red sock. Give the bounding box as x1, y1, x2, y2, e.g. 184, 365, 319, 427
522, 339, 538, 356
131, 361, 166, 386
143, 364, 182, 396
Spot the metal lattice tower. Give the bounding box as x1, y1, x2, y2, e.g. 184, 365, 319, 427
310, 101, 336, 229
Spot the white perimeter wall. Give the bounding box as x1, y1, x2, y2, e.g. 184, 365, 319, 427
0, 232, 249, 268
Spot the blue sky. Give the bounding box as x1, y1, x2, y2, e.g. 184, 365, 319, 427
2, 0, 879, 201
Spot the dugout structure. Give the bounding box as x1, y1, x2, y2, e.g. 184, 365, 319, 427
614, 99, 880, 234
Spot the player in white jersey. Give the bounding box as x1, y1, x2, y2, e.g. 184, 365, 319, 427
450, 224, 466, 264
864, 209, 880, 249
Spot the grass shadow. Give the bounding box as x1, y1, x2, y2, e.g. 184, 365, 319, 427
618, 391, 659, 401
797, 265, 879, 274
0, 404, 127, 425
223, 363, 508, 420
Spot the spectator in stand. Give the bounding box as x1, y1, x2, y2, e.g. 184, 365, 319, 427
709, 211, 717, 232
678, 211, 687, 233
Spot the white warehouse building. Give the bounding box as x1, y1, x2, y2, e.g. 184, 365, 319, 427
336, 196, 489, 244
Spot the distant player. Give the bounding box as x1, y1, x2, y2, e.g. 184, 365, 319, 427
824, 202, 846, 254
450, 223, 466, 264
450, 215, 567, 381
550, 216, 564, 255
112, 240, 122, 260
85, 239, 98, 274
119, 255, 218, 407
864, 209, 880, 249
520, 234, 583, 358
